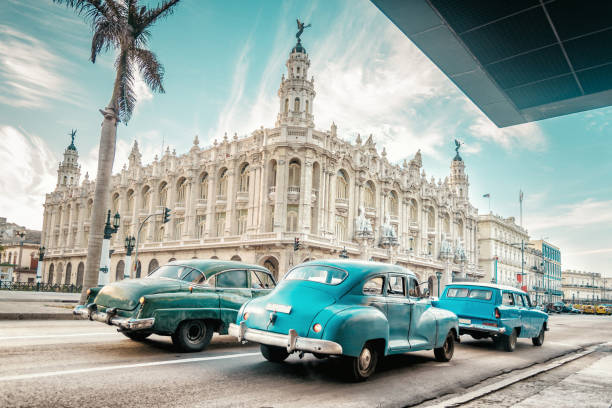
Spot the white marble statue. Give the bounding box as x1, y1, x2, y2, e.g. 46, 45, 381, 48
355, 205, 373, 237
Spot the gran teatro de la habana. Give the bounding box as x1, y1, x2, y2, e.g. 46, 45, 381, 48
41, 36, 481, 295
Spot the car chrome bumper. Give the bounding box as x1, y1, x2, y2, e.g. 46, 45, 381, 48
73, 305, 154, 331
228, 322, 343, 355
459, 322, 506, 335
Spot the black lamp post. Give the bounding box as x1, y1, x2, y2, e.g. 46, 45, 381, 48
104, 210, 121, 239
124, 236, 136, 256
38, 246, 45, 262
339, 247, 348, 259
435, 270, 442, 297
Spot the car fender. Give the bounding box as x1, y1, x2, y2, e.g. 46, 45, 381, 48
429, 307, 459, 347
321, 306, 389, 357
139, 292, 221, 334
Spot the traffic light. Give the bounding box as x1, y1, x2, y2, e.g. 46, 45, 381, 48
163, 207, 171, 224
293, 237, 300, 251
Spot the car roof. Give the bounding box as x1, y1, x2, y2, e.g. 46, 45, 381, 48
295, 259, 416, 286
446, 282, 527, 294
166, 259, 269, 277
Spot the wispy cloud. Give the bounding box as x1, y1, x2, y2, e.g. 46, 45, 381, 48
0, 25, 84, 108
526, 199, 612, 231
0, 126, 57, 229
468, 116, 547, 152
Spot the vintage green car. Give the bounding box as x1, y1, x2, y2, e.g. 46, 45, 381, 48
74, 259, 276, 352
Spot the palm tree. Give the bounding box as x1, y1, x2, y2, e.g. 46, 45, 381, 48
54, 0, 181, 303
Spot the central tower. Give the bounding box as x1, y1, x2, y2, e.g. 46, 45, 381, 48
276, 37, 316, 128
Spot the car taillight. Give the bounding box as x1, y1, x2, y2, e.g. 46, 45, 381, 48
313, 323, 322, 333
243, 312, 249, 320
495, 308, 501, 319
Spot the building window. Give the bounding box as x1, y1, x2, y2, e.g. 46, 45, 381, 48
336, 170, 348, 200
216, 212, 226, 237
288, 159, 301, 188
127, 190, 134, 212
174, 218, 184, 239
305, 100, 309, 113
239, 164, 249, 193
284, 98, 288, 113
336, 215, 347, 242
159, 182, 168, 207
238, 209, 248, 235
365, 181, 375, 208
177, 179, 187, 206
200, 174, 208, 200
141, 187, 150, 210
156, 225, 165, 242
287, 205, 298, 232
217, 169, 228, 198
294, 97, 300, 112
389, 191, 398, 216
197, 215, 206, 238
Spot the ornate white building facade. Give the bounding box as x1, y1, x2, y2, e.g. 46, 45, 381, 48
41, 37, 481, 293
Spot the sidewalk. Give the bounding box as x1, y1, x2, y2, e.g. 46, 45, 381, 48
0, 290, 80, 320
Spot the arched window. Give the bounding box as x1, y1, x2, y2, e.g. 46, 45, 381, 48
457, 219, 464, 239
409, 199, 417, 220
284, 98, 288, 113
287, 205, 298, 232
305, 100, 309, 113
262, 257, 279, 280
239, 164, 249, 193
174, 217, 184, 239
288, 159, 301, 188
127, 190, 134, 212
64, 263, 72, 284
389, 191, 398, 216
111, 193, 120, 214
148, 259, 159, 274
47, 264, 54, 284
141, 186, 150, 210
63, 176, 67, 185
238, 209, 248, 235
231, 255, 242, 262
87, 200, 93, 218
76, 262, 84, 286
443, 214, 450, 234
269, 160, 277, 188
115, 260, 125, 281
197, 215, 206, 238
294, 97, 300, 112
200, 173, 208, 200
365, 181, 375, 208
336, 170, 348, 200
177, 178, 187, 205
217, 168, 228, 197
216, 212, 226, 237
427, 207, 435, 229
159, 182, 168, 206
156, 225, 165, 242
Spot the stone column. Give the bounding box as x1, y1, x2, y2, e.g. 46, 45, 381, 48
164, 177, 176, 240
247, 164, 259, 233
328, 169, 337, 237
273, 156, 287, 232
225, 168, 236, 235
300, 160, 313, 234
185, 175, 197, 239
205, 165, 216, 237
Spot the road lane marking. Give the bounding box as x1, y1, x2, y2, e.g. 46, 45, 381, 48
0, 332, 116, 340
0, 352, 261, 382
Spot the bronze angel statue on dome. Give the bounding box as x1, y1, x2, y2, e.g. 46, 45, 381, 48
296, 19, 311, 39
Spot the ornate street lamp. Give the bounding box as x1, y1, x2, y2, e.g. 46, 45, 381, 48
435, 270, 442, 297
124, 235, 136, 280
35, 246, 45, 285
339, 247, 348, 259
99, 210, 120, 286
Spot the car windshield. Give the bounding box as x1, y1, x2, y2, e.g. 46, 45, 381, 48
147, 264, 201, 282
285, 265, 348, 285
445, 287, 492, 300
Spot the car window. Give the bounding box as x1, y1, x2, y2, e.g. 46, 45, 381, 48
446, 287, 469, 298
285, 265, 348, 285
387, 275, 405, 297
250, 270, 276, 289
215, 270, 248, 288
182, 268, 206, 284
516, 294, 526, 306
147, 264, 190, 280
363, 276, 384, 295
408, 277, 421, 298
502, 292, 515, 306
468, 289, 493, 300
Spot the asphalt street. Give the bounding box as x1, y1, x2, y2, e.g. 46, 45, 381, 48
0, 314, 610, 408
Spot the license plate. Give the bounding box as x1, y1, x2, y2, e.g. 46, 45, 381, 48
266, 303, 292, 314
459, 318, 471, 324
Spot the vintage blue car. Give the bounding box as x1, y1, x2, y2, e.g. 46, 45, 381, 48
435, 283, 548, 352
229, 260, 459, 381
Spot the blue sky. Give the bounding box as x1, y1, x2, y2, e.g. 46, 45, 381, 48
0, 0, 610, 275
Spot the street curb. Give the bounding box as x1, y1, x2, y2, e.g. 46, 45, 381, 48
0, 313, 77, 321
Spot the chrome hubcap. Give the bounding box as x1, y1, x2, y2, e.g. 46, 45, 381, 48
358, 348, 372, 372
187, 323, 203, 342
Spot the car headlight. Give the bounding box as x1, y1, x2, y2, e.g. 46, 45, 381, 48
243, 312, 249, 320
313, 323, 322, 333
86, 288, 91, 296
139, 296, 145, 305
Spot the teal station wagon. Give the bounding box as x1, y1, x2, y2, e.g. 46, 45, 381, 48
435, 283, 548, 352
229, 260, 459, 381
74, 260, 276, 352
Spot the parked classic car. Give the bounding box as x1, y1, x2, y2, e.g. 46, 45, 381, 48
435, 283, 548, 352
583, 304, 595, 314
74, 259, 276, 352
229, 260, 459, 381
595, 305, 610, 315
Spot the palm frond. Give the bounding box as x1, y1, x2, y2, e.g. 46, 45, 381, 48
53, 0, 110, 27
142, 0, 180, 27
91, 19, 120, 63
132, 48, 165, 93
104, 0, 125, 19
115, 51, 136, 123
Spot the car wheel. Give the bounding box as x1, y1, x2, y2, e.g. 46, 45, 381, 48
260, 344, 290, 362
532, 325, 545, 346
172, 320, 213, 352
345, 342, 378, 382
434, 332, 455, 362
122, 331, 151, 341
501, 328, 517, 352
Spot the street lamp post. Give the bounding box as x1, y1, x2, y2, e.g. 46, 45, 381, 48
36, 246, 45, 286
339, 247, 348, 259
132, 208, 170, 278
98, 210, 120, 286
435, 270, 442, 297
124, 236, 136, 280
